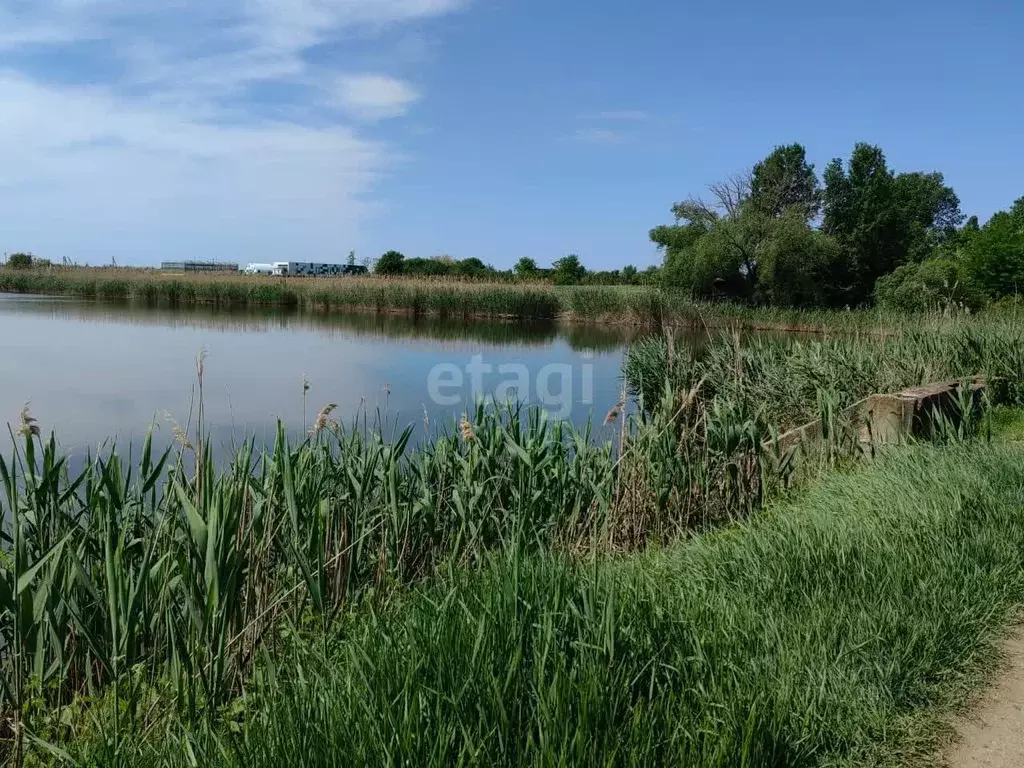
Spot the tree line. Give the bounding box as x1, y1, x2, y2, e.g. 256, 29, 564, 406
372, 250, 658, 286
372, 142, 1022, 310
651, 142, 1024, 310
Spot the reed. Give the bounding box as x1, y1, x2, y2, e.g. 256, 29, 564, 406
627, 318, 1024, 431
3, 314, 1022, 765
2, 386, 838, 762
0, 265, 987, 330
36, 440, 1024, 767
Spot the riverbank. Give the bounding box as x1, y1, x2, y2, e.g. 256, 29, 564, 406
0, 265, 936, 331
15, 440, 1024, 766
5, 317, 1024, 766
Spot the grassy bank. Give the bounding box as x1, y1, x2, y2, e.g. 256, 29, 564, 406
4, 317, 1024, 765
0, 393, 831, 765
0, 265, 940, 330
34, 441, 1024, 767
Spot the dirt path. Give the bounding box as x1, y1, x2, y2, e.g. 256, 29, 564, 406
945, 635, 1024, 767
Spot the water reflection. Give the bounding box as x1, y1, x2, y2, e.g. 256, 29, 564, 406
0, 294, 640, 463
4, 294, 638, 352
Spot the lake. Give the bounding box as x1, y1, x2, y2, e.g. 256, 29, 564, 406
0, 293, 655, 462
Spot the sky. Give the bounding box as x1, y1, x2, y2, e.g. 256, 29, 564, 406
1, 0, 1022, 270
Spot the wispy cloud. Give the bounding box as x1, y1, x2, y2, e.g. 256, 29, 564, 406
572, 109, 654, 145
573, 128, 628, 145
333, 74, 421, 121
0, 0, 472, 262
581, 110, 650, 122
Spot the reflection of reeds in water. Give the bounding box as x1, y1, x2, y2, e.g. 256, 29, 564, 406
2, 293, 639, 351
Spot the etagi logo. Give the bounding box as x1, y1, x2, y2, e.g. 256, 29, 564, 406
427, 355, 595, 419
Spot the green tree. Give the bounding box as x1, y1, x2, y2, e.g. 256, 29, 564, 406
893, 171, 964, 261
514, 257, 538, 279
551, 254, 587, 285
750, 143, 821, 221
453, 257, 490, 278
757, 215, 846, 307
403, 257, 450, 277
962, 197, 1024, 298
823, 143, 963, 304
375, 250, 405, 276
651, 210, 714, 291
653, 171, 763, 299
346, 250, 356, 267
621, 264, 638, 284
5, 252, 33, 269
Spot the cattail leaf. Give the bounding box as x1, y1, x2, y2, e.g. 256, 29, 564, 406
176, 481, 208, 553
16, 533, 71, 596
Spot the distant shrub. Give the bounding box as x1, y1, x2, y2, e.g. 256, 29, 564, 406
6, 252, 34, 269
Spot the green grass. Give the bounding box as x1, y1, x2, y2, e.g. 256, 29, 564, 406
2, 389, 846, 765
61, 442, 1024, 767
989, 406, 1024, 443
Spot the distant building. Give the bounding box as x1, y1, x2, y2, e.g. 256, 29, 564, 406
243, 263, 275, 275
160, 261, 239, 273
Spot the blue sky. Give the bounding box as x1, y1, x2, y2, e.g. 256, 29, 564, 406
1, 0, 1021, 270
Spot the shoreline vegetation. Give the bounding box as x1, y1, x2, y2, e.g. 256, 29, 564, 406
111, 442, 1024, 766
1, 265, 1019, 334
4, 312, 1024, 765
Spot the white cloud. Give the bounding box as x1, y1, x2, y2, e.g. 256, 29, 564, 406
583, 110, 650, 121
0, 0, 470, 262
333, 74, 421, 120
0, 73, 387, 261
573, 128, 627, 145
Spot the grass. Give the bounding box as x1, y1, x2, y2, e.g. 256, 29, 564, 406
4, 265, 1008, 330
4, 314, 1024, 766
52, 441, 1024, 767
988, 406, 1024, 443
1, 387, 846, 765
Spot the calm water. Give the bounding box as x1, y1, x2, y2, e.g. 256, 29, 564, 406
1, 293, 654, 461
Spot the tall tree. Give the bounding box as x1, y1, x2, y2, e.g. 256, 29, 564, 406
750, 143, 822, 222
892, 171, 964, 261
453, 257, 490, 278
963, 197, 1024, 298
822, 144, 897, 292
514, 257, 538, 278
375, 250, 405, 275
757, 214, 846, 307
551, 254, 587, 285
651, 213, 713, 291
822, 143, 962, 304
